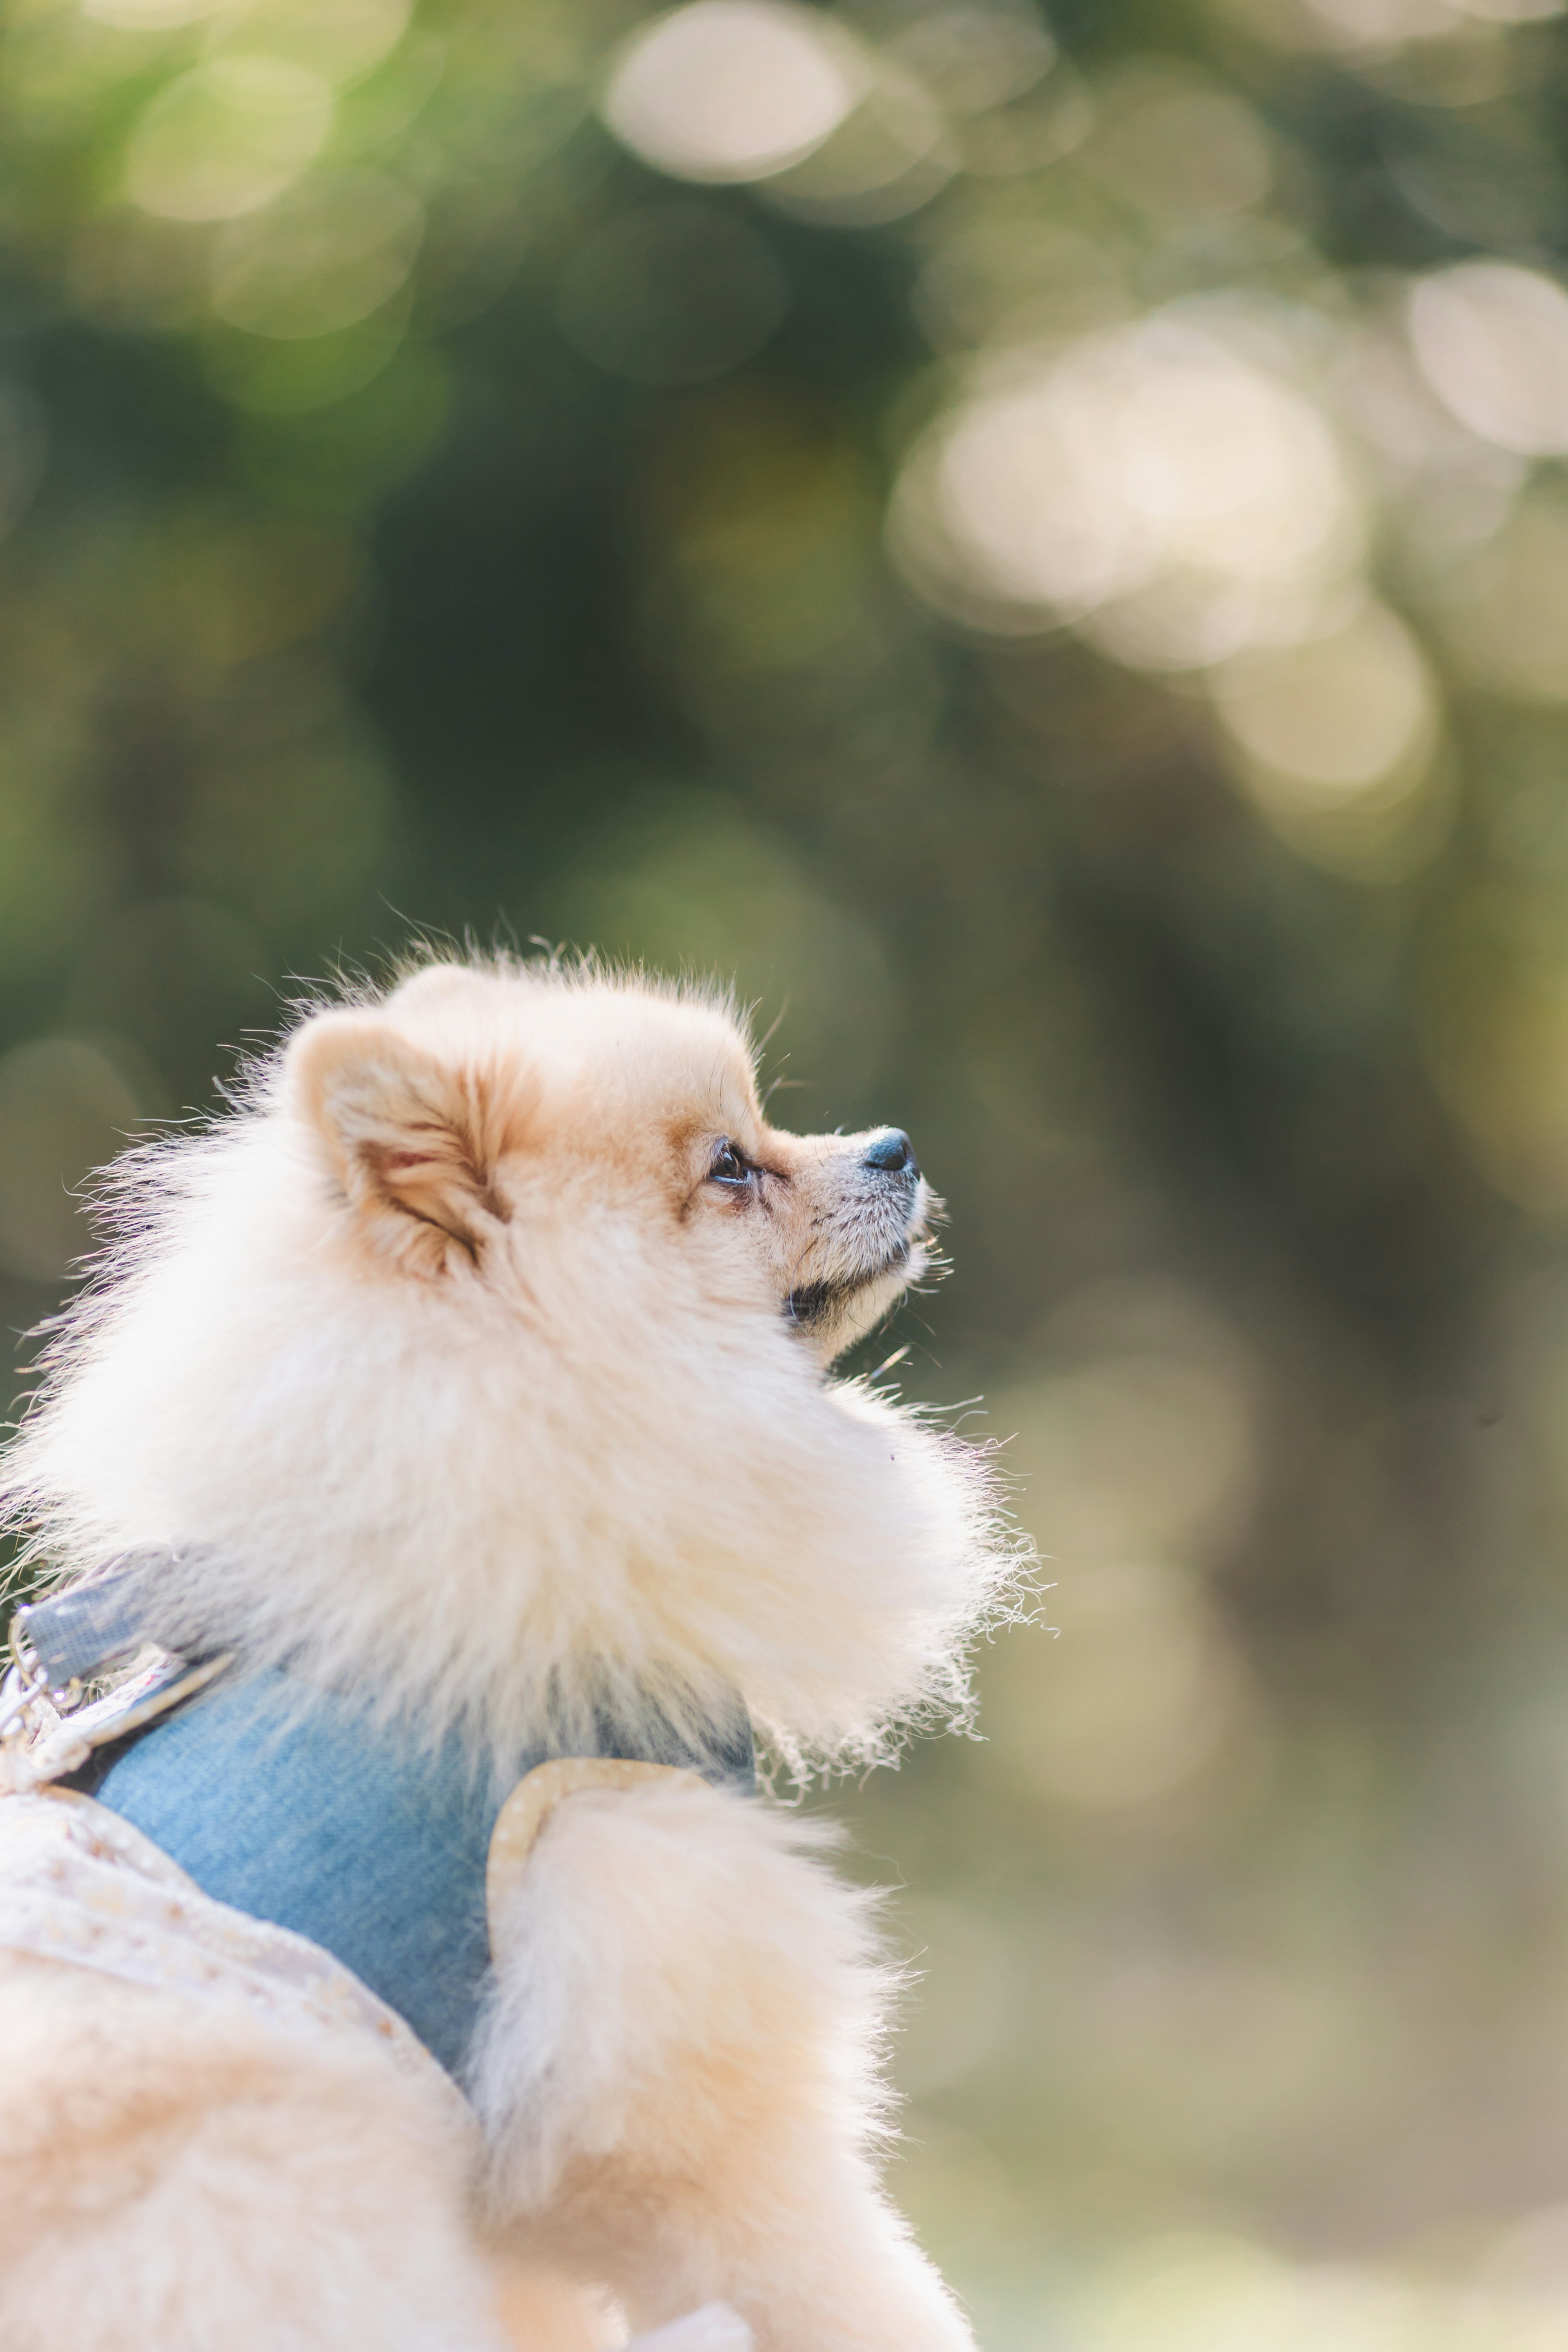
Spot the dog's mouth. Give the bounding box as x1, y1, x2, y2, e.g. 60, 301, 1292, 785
784, 1242, 914, 1335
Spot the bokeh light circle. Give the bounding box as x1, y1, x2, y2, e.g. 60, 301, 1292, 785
893, 314, 1361, 667
602, 0, 861, 185
127, 59, 334, 223
1214, 602, 1437, 811
1409, 263, 1568, 457
209, 175, 424, 341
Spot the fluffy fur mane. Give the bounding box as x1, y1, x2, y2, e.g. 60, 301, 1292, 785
0, 956, 1022, 1781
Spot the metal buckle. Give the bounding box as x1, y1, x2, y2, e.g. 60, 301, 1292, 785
0, 1610, 84, 1752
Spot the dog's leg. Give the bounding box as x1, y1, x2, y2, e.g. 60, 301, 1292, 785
473, 1778, 975, 2352
0, 1954, 511, 2352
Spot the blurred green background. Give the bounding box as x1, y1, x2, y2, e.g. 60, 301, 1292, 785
11, 0, 1568, 2340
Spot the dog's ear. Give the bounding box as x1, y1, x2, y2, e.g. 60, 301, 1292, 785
386, 961, 487, 1015
286, 1011, 518, 1272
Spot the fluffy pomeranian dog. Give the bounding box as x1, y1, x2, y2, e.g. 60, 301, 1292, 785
0, 956, 1013, 2352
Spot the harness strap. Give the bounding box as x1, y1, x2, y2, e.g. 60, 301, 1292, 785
14, 1555, 183, 1686
486, 1755, 709, 1964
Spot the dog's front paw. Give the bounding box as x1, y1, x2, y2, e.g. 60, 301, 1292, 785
628, 2303, 754, 2352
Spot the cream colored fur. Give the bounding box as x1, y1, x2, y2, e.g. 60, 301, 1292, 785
474, 1776, 972, 2352
0, 957, 1016, 2349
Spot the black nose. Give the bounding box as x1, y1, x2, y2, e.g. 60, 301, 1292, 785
863, 1128, 917, 1176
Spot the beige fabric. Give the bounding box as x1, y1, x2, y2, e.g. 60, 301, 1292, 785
0, 1786, 460, 2112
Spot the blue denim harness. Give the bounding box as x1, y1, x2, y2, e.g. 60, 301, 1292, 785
15, 1569, 755, 2082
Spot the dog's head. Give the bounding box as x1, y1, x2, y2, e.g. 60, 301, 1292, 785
3, 959, 1013, 1771
291, 961, 937, 1367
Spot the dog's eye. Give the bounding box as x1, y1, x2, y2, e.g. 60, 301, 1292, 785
709, 1141, 751, 1186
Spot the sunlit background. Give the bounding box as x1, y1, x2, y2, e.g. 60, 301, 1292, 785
11, 0, 1568, 2340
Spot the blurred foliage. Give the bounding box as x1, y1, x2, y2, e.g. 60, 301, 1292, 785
11, 0, 1568, 2340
